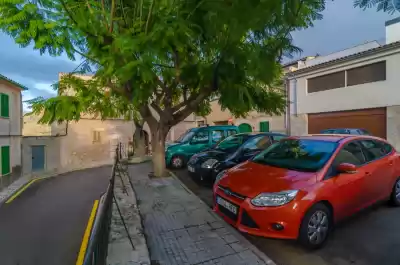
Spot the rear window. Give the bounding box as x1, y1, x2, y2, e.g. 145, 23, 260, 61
252, 139, 338, 172
320, 129, 349, 134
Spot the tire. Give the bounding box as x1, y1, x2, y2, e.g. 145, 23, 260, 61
298, 203, 332, 249
389, 177, 400, 206
171, 155, 185, 169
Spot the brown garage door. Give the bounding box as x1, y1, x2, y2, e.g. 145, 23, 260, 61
308, 108, 386, 139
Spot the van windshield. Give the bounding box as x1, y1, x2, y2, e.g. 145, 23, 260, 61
176, 130, 196, 143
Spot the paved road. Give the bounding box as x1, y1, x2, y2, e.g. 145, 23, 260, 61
174, 169, 400, 265
0, 166, 111, 265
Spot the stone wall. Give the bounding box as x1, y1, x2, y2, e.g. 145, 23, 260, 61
60, 119, 134, 169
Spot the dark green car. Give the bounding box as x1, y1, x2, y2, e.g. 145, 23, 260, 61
166, 125, 239, 169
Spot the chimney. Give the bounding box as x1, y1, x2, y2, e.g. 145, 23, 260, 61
385, 17, 400, 44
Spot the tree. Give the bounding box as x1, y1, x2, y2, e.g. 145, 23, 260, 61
0, 0, 327, 177
354, 0, 398, 14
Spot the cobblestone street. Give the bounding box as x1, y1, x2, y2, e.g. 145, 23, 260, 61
128, 163, 275, 265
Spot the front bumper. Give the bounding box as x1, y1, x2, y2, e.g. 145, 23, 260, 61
187, 162, 214, 182
213, 185, 303, 240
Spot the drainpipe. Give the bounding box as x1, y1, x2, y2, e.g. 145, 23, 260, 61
285, 77, 291, 136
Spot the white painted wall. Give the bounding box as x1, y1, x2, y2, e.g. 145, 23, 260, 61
290, 48, 400, 115
0, 82, 23, 171
386, 20, 400, 44
299, 41, 380, 69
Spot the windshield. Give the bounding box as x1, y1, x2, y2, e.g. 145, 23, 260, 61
252, 139, 338, 172
215, 134, 250, 151
176, 130, 196, 143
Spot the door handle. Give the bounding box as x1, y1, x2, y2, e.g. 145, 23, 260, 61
365, 172, 371, 176
389, 162, 394, 166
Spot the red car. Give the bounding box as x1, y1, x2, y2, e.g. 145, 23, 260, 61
213, 135, 400, 248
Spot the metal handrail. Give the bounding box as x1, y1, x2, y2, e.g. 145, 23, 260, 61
82, 145, 120, 265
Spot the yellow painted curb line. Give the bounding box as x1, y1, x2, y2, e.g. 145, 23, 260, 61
5, 179, 38, 204
75, 200, 99, 265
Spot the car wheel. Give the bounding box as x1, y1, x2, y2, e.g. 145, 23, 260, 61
299, 203, 332, 249
171, 155, 185, 169
389, 177, 400, 206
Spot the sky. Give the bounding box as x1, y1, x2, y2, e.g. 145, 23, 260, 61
0, 0, 396, 111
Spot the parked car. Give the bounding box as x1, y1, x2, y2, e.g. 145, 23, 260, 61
166, 125, 239, 169
187, 132, 287, 184
213, 134, 400, 249
320, 128, 371, 135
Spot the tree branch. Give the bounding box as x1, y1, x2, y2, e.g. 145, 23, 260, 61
110, 0, 115, 33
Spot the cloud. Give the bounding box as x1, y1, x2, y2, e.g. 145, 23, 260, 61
0, 0, 398, 109
287, 0, 395, 61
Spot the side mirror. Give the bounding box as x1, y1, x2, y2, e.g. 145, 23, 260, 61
337, 163, 357, 174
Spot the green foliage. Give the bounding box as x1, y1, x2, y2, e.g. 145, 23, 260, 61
354, 0, 396, 14
0, 0, 327, 127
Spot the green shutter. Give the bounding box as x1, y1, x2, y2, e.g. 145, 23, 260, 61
1, 93, 9, 118
1, 146, 10, 175
259, 121, 270, 132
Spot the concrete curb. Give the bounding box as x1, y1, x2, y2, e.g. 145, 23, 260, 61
169, 171, 277, 265
127, 156, 152, 164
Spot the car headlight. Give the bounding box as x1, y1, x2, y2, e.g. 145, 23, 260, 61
215, 170, 228, 183
251, 190, 298, 207
201, 158, 218, 168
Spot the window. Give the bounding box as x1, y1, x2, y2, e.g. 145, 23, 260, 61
211, 130, 224, 143
227, 130, 237, 136
1, 146, 10, 175
92, 130, 102, 143
333, 142, 366, 167
176, 129, 195, 143
307, 61, 386, 94
252, 139, 338, 172
197, 120, 205, 127
359, 140, 388, 161
359, 129, 371, 135
271, 135, 286, 142
259, 121, 270, 132
307, 71, 345, 93
192, 130, 209, 144
347, 61, 386, 86
0, 93, 9, 118
215, 134, 251, 151
242, 136, 271, 151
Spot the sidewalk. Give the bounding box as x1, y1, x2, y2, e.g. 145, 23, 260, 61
128, 162, 275, 265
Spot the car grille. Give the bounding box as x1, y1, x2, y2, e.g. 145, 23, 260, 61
218, 185, 246, 200
240, 210, 259, 229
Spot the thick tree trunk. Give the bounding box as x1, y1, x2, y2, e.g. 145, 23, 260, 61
151, 128, 169, 177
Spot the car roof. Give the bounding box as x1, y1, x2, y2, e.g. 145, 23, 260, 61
235, 132, 287, 137
290, 134, 386, 143
190, 125, 237, 131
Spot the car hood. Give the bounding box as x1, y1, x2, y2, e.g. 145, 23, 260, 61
165, 142, 182, 148
218, 161, 317, 198
193, 150, 230, 162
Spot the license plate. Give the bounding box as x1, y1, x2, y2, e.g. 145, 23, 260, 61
188, 165, 195, 172
216, 196, 238, 215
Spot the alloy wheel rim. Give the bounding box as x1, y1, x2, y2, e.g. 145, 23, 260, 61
307, 210, 329, 245
395, 180, 400, 200
173, 157, 182, 167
